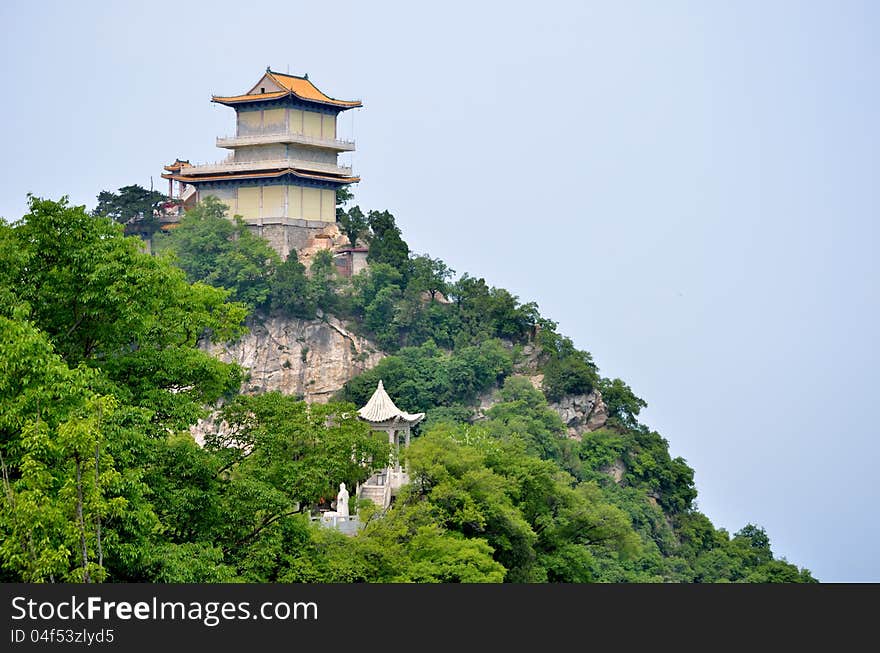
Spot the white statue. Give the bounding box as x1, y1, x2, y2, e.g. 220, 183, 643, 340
335, 482, 350, 518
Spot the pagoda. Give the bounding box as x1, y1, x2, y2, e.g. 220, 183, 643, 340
162, 68, 361, 258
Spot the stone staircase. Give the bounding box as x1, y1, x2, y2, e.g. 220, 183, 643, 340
358, 483, 389, 509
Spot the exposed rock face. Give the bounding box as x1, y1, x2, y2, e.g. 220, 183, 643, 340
515, 344, 545, 373
511, 345, 609, 437
599, 458, 626, 484
548, 390, 609, 439
473, 373, 608, 439
584, 394, 609, 432
203, 314, 384, 403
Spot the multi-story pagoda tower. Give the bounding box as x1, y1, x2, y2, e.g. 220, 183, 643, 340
162, 68, 361, 258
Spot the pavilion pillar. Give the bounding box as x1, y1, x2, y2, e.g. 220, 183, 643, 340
388, 428, 396, 480
403, 426, 411, 477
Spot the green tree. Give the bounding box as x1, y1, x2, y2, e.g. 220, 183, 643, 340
409, 255, 455, 302
403, 427, 538, 580
351, 263, 404, 313
599, 378, 647, 429
339, 205, 369, 248
0, 196, 248, 582
335, 186, 354, 220
272, 510, 505, 583
731, 524, 773, 566
484, 376, 576, 472
0, 316, 157, 582
539, 328, 600, 402
269, 251, 314, 318
306, 249, 339, 314
205, 394, 389, 568
93, 184, 167, 236
366, 210, 410, 275
157, 196, 280, 310
0, 192, 819, 584
402, 424, 638, 582
4, 196, 245, 392
363, 286, 403, 350
348, 262, 406, 348
744, 560, 817, 583
339, 339, 513, 411
448, 274, 539, 344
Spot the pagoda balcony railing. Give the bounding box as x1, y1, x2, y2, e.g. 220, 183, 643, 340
217, 131, 355, 151
177, 157, 353, 177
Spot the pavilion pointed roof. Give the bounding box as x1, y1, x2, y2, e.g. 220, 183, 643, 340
212, 69, 362, 109
357, 381, 425, 425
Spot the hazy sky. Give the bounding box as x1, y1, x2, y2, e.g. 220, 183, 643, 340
2, 1, 877, 581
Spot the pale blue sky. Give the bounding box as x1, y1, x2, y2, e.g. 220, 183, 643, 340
2, 1, 877, 581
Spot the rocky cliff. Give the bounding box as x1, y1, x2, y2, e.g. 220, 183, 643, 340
548, 390, 609, 439
477, 372, 609, 438
202, 316, 607, 436
202, 313, 385, 402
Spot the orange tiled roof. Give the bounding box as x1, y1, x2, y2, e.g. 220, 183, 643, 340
163, 158, 191, 172
213, 90, 288, 103
212, 70, 361, 108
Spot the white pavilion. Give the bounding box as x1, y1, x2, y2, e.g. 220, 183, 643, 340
356, 380, 424, 509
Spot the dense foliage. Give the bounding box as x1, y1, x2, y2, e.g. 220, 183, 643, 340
339, 339, 513, 412
0, 195, 815, 583
93, 184, 167, 237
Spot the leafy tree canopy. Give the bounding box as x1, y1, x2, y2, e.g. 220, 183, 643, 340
339, 205, 369, 248
94, 184, 167, 222
366, 210, 410, 275
154, 197, 280, 311
0, 194, 817, 584
93, 184, 167, 236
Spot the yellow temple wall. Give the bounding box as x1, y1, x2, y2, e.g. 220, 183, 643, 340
236, 110, 262, 136
236, 108, 338, 139
322, 114, 336, 139
237, 187, 261, 219
262, 185, 285, 217
263, 108, 286, 131
298, 187, 335, 221
207, 186, 237, 215
201, 185, 336, 223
